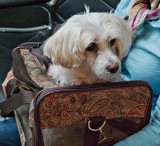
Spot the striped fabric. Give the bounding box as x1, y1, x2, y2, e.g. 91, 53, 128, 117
127, 0, 160, 39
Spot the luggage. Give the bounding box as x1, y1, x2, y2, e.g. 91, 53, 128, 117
0, 42, 153, 146
34, 80, 152, 146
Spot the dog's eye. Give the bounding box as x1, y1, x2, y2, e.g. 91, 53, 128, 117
86, 43, 97, 51
109, 39, 116, 47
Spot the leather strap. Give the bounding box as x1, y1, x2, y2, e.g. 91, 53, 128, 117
25, 137, 33, 146
18, 42, 42, 49
0, 90, 34, 117
83, 117, 115, 146
30, 48, 51, 70
0, 79, 34, 117
0, 42, 49, 117
18, 42, 51, 70
6, 79, 20, 98
83, 117, 105, 146
98, 138, 115, 146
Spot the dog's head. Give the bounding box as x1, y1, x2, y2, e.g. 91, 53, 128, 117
44, 10, 132, 80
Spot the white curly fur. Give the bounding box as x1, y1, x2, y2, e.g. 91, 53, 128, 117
43, 10, 132, 86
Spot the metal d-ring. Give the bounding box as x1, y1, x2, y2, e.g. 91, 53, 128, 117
88, 120, 108, 144
88, 120, 106, 133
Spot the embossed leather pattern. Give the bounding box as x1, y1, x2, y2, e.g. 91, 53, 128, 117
34, 83, 152, 145
38, 85, 152, 129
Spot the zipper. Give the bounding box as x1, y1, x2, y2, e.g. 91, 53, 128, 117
35, 80, 151, 100
33, 80, 152, 146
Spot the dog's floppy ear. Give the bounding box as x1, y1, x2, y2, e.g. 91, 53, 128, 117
43, 22, 85, 68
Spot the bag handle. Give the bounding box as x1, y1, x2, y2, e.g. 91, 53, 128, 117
17, 42, 42, 49
0, 79, 34, 117
30, 48, 51, 70
18, 42, 51, 70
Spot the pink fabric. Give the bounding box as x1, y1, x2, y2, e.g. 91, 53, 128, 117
2, 70, 13, 97
128, 0, 160, 38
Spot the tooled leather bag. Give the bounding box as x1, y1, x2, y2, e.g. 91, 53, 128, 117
0, 42, 152, 146
33, 80, 152, 146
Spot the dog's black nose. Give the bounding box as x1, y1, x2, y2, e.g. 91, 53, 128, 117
106, 63, 119, 73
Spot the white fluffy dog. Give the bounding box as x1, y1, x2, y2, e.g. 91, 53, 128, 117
43, 8, 132, 86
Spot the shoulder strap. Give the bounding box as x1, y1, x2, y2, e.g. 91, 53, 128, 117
17, 42, 42, 49
0, 79, 34, 117
0, 42, 51, 117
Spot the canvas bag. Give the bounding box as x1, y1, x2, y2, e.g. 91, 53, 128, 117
0, 42, 153, 146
